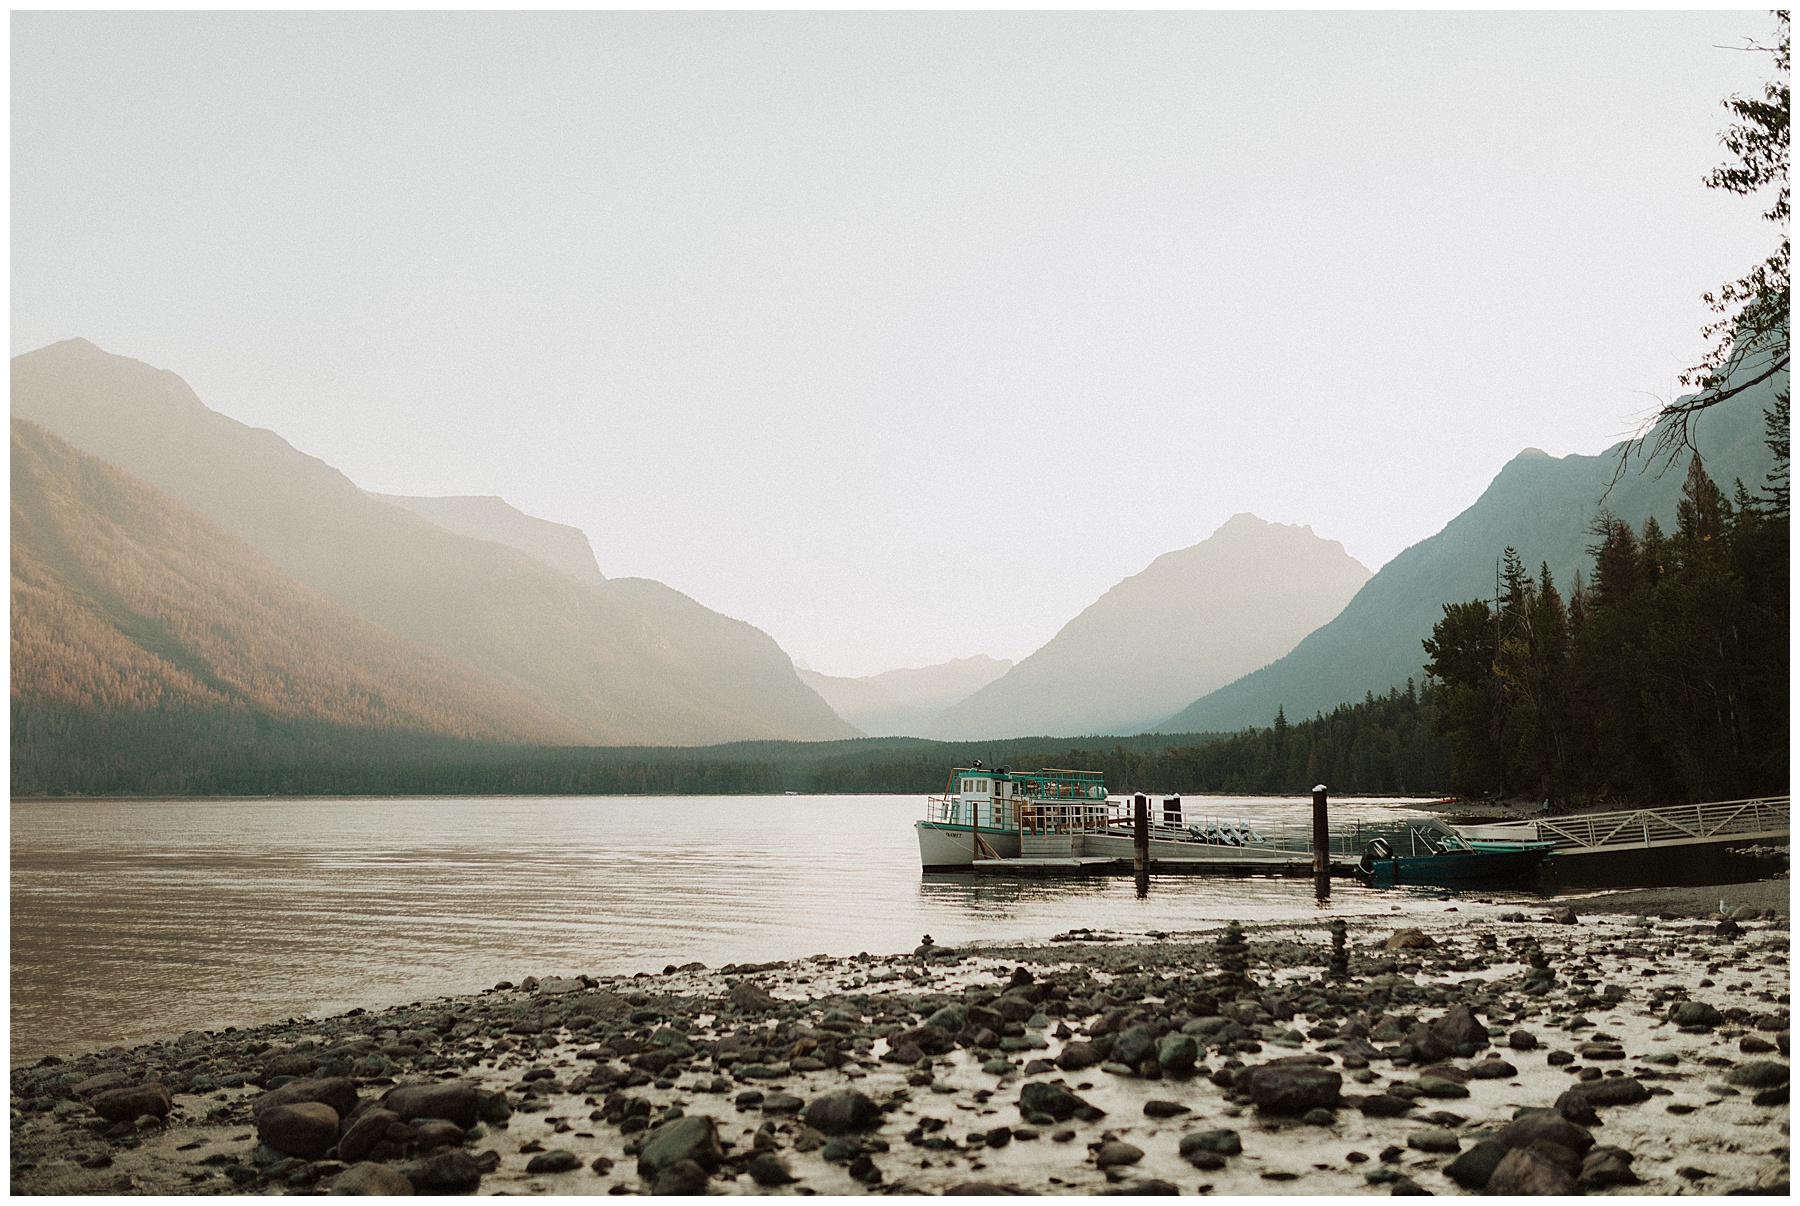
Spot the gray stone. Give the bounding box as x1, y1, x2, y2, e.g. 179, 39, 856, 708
330, 1162, 416, 1195
1726, 1060, 1790, 1089
399, 1149, 486, 1194
1410, 1076, 1470, 1099
804, 1090, 882, 1134
1443, 1139, 1509, 1190
1112, 1028, 1157, 1067
526, 1150, 583, 1174
1142, 1100, 1189, 1118
748, 1152, 796, 1186
1496, 1112, 1594, 1155
888, 1024, 957, 1057
1055, 1042, 1101, 1071
1358, 1094, 1416, 1118
1579, 1146, 1638, 1188
1155, 1033, 1199, 1073
381, 1081, 480, 1129
90, 1083, 172, 1122
1018, 1081, 1101, 1122
1508, 1030, 1539, 1051
1180, 1128, 1241, 1157
1572, 1076, 1651, 1107
1488, 1147, 1577, 1195
257, 1102, 340, 1160
1468, 1058, 1518, 1079
1671, 1001, 1724, 1029
70, 1072, 132, 1098
1407, 1128, 1461, 1154
1248, 1065, 1341, 1113
1429, 1004, 1488, 1050
252, 1080, 360, 1130
637, 1115, 724, 1179
337, 1108, 401, 1164
1095, 1140, 1144, 1168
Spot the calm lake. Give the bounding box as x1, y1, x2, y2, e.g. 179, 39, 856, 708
13, 794, 1528, 1062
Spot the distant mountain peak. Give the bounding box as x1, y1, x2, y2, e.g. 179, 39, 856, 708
924, 518, 1371, 741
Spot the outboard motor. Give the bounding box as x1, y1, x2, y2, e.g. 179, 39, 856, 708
1162, 795, 1182, 829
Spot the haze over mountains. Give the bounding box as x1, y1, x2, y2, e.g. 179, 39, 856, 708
11, 338, 856, 746
1155, 365, 1784, 735
12, 418, 580, 744
925, 515, 1371, 740
371, 493, 606, 587
797, 655, 1013, 737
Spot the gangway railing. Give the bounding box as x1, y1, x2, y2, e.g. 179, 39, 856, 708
1529, 796, 1788, 855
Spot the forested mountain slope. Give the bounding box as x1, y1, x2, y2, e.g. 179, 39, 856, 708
12, 339, 855, 745
1156, 375, 1782, 735
11, 418, 583, 758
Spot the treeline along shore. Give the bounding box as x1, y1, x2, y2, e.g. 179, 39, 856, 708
12, 685, 1448, 800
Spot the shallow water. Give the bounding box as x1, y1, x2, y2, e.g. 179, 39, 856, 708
11, 793, 1536, 1061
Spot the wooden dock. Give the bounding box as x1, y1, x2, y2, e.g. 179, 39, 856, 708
964, 856, 1360, 879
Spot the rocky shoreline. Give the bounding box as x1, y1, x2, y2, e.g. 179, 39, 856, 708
10, 884, 1790, 1196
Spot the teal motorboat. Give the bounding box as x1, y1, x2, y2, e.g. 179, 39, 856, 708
1350, 818, 1554, 888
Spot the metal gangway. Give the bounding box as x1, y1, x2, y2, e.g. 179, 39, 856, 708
1460, 796, 1788, 857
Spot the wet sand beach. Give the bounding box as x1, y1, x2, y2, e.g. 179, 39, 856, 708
10, 880, 1788, 1196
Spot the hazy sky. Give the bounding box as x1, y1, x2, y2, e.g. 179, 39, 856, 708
13, 11, 1782, 677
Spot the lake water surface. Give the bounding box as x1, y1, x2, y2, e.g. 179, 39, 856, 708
12, 794, 1532, 1062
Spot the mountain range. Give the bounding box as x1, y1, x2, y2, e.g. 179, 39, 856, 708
924, 514, 1371, 740
797, 655, 1013, 737
11, 338, 856, 747
1155, 368, 1783, 734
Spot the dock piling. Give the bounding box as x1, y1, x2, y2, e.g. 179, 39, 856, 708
1133, 793, 1149, 897
1312, 783, 1330, 900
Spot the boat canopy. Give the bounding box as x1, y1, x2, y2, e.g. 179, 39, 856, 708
949, 767, 1107, 800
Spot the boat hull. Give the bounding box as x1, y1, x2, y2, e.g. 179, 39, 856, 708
918, 822, 1300, 870
1359, 847, 1550, 889
917, 821, 1021, 869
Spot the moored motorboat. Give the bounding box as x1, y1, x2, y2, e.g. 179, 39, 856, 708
1352, 818, 1554, 888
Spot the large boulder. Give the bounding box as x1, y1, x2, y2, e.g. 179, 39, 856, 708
1429, 1004, 1489, 1050
1671, 1001, 1724, 1029
1384, 928, 1436, 950
89, 1083, 172, 1123
1443, 1139, 1510, 1190
1247, 1065, 1340, 1113
1156, 1034, 1199, 1073
70, 1072, 133, 1098
337, 1108, 402, 1164
887, 1025, 957, 1057
253, 1076, 358, 1120
1496, 1112, 1594, 1155
258, 1101, 341, 1160
1055, 1042, 1102, 1072
398, 1150, 486, 1193
381, 1081, 480, 1129
1487, 1147, 1578, 1195
804, 1090, 882, 1135
330, 1162, 416, 1195
1726, 1061, 1790, 1089
1571, 1076, 1651, 1108
1111, 1028, 1157, 1067
1579, 1147, 1639, 1188
730, 981, 779, 1012
1018, 1081, 1102, 1122
637, 1115, 725, 1180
